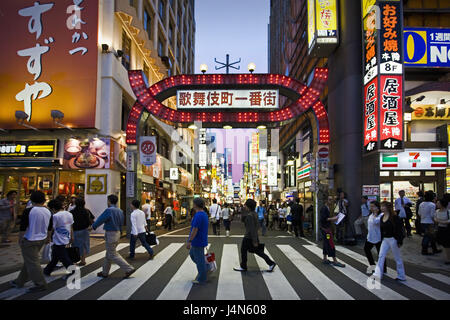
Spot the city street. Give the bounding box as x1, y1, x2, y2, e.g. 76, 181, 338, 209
1, 220, 448, 301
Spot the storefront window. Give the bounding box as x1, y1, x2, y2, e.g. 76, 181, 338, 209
380, 182, 391, 202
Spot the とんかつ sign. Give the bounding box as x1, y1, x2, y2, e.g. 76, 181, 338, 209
0, 0, 98, 130
177, 90, 279, 109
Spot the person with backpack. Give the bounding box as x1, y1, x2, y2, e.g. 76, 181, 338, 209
434, 198, 450, 265
209, 198, 222, 236
256, 201, 267, 236
373, 201, 406, 281
222, 203, 232, 237
43, 199, 75, 278
70, 198, 95, 266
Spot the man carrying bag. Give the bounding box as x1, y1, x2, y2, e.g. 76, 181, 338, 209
233, 199, 276, 272
209, 199, 221, 236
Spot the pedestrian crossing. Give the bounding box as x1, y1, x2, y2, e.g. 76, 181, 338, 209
0, 240, 449, 300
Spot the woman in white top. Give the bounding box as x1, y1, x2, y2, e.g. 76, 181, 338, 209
434, 198, 450, 265
419, 191, 441, 255
129, 200, 154, 259
363, 201, 387, 273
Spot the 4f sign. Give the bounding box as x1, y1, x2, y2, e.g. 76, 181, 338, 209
139, 136, 156, 166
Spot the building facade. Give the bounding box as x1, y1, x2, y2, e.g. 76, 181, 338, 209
269, 0, 450, 239
0, 0, 196, 233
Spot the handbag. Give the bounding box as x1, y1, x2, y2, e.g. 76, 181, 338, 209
145, 232, 158, 245
66, 246, 81, 263
41, 242, 53, 263
205, 252, 217, 272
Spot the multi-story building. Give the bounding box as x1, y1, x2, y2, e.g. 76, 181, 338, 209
0, 0, 196, 232
269, 0, 449, 239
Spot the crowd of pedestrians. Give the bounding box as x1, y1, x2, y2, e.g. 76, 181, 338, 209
1, 185, 449, 292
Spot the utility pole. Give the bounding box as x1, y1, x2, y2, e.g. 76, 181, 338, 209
214, 54, 241, 74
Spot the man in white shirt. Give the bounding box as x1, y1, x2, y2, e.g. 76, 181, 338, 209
209, 198, 222, 235
142, 199, 152, 230
129, 200, 154, 259
10, 191, 52, 293
43, 199, 75, 277
394, 190, 412, 237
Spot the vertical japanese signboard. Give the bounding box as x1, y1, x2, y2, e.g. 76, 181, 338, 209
362, 0, 404, 153
379, 0, 403, 151
0, 0, 99, 129
267, 156, 278, 186
307, 0, 339, 57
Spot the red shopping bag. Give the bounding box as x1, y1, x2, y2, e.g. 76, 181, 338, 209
205, 252, 215, 263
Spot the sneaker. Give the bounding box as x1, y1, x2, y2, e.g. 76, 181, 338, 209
332, 262, 346, 268
97, 272, 108, 278
123, 269, 136, 279
126, 255, 135, 260
322, 260, 331, 265
26, 285, 47, 293
77, 261, 86, 266
148, 253, 154, 260
233, 267, 247, 272
268, 263, 277, 272
395, 278, 407, 282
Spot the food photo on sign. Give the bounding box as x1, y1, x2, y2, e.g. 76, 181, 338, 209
63, 138, 110, 169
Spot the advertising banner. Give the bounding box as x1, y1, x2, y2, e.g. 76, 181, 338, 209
63, 138, 110, 169
380, 150, 447, 170
0, 0, 99, 129
0, 140, 56, 158
267, 156, 278, 186
404, 27, 450, 68
140, 136, 157, 166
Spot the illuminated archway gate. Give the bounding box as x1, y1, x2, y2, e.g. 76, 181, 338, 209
126, 68, 330, 145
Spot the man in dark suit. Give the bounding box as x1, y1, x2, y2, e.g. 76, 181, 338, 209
290, 198, 305, 237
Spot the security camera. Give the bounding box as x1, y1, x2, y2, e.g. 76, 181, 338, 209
15, 110, 29, 120
51, 110, 64, 120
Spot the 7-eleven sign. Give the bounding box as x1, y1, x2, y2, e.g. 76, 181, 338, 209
380, 150, 447, 170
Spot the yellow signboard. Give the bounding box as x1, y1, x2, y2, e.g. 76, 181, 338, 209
361, 0, 377, 19
315, 0, 337, 34
411, 104, 450, 121
212, 168, 217, 179
308, 0, 316, 49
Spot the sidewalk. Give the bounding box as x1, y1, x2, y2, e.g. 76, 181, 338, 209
341, 233, 450, 273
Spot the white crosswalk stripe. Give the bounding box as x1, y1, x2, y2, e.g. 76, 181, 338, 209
0, 243, 129, 300
39, 245, 148, 300
216, 244, 245, 300
254, 248, 300, 300
277, 244, 354, 300
304, 245, 408, 300
157, 244, 211, 300
421, 273, 450, 286
98, 243, 184, 300
335, 245, 450, 300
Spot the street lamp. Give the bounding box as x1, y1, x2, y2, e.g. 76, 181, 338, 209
248, 62, 256, 73
200, 64, 208, 74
